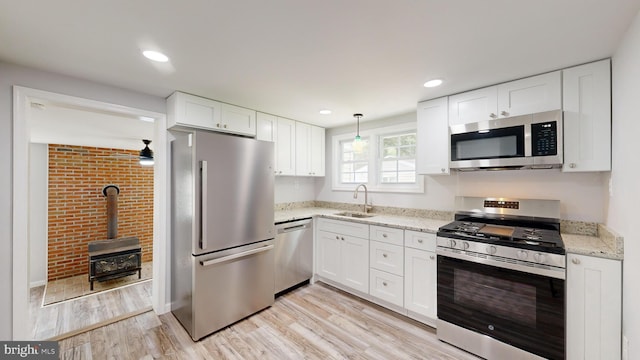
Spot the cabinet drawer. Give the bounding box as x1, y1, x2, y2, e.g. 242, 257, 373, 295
369, 268, 403, 307
370, 225, 404, 246
370, 240, 404, 276
405, 230, 437, 252
317, 218, 369, 239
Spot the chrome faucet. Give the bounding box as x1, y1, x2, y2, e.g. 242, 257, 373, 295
353, 184, 371, 213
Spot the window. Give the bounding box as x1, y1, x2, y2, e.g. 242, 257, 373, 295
332, 123, 423, 193
380, 132, 416, 183
340, 137, 369, 183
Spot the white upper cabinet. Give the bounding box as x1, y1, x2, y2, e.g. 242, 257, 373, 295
168, 91, 221, 130
255, 113, 325, 176
218, 103, 256, 137
295, 122, 325, 176
448, 86, 498, 126
167, 91, 256, 137
496, 71, 561, 118
562, 59, 611, 172
310, 125, 325, 176
276, 117, 296, 176
256, 112, 277, 142
257, 112, 295, 176
417, 97, 449, 175
448, 71, 561, 126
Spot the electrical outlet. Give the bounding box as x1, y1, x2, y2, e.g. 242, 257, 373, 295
623, 335, 629, 360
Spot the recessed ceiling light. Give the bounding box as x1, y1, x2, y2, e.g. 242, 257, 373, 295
424, 79, 443, 88
319, 109, 332, 115
142, 50, 169, 63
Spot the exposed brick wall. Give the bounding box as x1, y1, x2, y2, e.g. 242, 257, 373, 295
48, 144, 154, 281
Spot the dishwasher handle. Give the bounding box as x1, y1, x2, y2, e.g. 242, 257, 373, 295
276, 219, 311, 234
200, 244, 274, 267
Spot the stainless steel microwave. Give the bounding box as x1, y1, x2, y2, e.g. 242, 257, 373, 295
449, 110, 563, 170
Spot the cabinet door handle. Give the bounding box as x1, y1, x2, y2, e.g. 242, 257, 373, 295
489, 113, 497, 118
382, 233, 388, 238
430, 255, 435, 260
382, 282, 387, 286
335, 235, 339, 240
417, 239, 423, 243
382, 253, 388, 258
216, 123, 221, 128
571, 258, 580, 265
569, 163, 577, 169
500, 110, 509, 117
341, 237, 345, 241
441, 168, 446, 173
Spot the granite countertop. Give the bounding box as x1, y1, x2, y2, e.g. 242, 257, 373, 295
275, 206, 624, 260
276, 207, 448, 233
562, 223, 624, 260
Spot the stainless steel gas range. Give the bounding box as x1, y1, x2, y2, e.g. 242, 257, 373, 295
436, 197, 566, 360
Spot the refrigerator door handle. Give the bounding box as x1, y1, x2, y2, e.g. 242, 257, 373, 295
200, 244, 275, 267
200, 160, 208, 250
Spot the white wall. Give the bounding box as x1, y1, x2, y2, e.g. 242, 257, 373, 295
275, 176, 317, 204
28, 143, 47, 288
0, 61, 166, 339
318, 113, 608, 222
609, 9, 640, 358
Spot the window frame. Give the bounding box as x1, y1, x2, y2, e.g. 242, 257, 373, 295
332, 122, 424, 193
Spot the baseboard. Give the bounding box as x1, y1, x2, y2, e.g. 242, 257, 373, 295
158, 302, 171, 315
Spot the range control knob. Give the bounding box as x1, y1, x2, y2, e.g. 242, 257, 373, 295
449, 239, 457, 248
486, 245, 497, 255
533, 252, 546, 263
517, 250, 528, 260
462, 241, 470, 250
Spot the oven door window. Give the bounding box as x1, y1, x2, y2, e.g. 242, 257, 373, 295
451, 125, 525, 161
438, 255, 565, 360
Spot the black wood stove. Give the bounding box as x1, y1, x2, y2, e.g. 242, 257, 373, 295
87, 185, 142, 290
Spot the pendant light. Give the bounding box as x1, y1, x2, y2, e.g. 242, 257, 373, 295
353, 113, 364, 153
139, 139, 154, 166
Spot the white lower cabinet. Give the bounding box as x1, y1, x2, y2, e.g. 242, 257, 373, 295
404, 231, 437, 325
566, 253, 622, 360
370, 240, 404, 276
316, 219, 369, 294
341, 235, 369, 293
367, 226, 404, 308
369, 268, 404, 307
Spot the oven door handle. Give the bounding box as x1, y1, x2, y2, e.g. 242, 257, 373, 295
436, 247, 565, 280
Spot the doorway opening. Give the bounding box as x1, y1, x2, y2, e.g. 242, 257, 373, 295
13, 86, 168, 340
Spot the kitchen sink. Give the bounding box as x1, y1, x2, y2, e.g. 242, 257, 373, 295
335, 212, 375, 218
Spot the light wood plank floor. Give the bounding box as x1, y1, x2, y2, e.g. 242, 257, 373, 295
58, 282, 479, 359
31, 279, 153, 340
43, 262, 153, 305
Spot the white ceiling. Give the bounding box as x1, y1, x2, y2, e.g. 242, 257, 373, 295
1, 0, 639, 128
28, 101, 155, 150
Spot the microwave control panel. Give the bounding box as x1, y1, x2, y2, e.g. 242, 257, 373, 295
531, 121, 557, 156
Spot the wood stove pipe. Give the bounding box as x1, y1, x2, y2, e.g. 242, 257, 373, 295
102, 185, 120, 239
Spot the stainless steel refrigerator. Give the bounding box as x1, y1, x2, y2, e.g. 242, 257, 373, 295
170, 130, 275, 341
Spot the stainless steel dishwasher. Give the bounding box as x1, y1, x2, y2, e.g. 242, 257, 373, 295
274, 218, 313, 294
